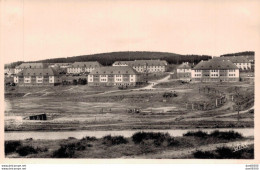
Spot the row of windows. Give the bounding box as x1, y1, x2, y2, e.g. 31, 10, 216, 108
100, 79, 107, 82
91, 83, 135, 86
178, 69, 191, 71
133, 66, 164, 68
193, 78, 238, 82
194, 70, 236, 72
92, 75, 134, 77
211, 74, 219, 76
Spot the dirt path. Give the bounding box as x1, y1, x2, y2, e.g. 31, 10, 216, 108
124, 139, 254, 159
139, 74, 171, 90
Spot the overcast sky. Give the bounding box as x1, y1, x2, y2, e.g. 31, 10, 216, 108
1, 0, 260, 64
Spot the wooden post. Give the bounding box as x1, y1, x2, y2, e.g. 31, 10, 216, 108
192, 103, 194, 110
216, 98, 218, 107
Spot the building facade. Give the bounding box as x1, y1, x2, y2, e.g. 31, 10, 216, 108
48, 63, 72, 69
4, 68, 15, 77
191, 60, 239, 82
213, 56, 251, 70
67, 62, 102, 74
88, 66, 143, 86
14, 68, 61, 86
112, 60, 168, 73
14, 63, 48, 74
176, 62, 192, 81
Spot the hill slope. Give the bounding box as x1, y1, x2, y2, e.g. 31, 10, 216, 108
221, 51, 255, 57
35, 51, 212, 66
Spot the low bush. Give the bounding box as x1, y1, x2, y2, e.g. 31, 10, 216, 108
215, 146, 238, 159
183, 131, 208, 138
81, 136, 97, 141
5, 141, 21, 154
16, 146, 38, 156
209, 130, 243, 140
194, 145, 254, 159
35, 147, 48, 152
183, 130, 243, 140
52, 142, 86, 158
132, 132, 177, 147
102, 135, 128, 145
52, 144, 75, 158
193, 150, 216, 159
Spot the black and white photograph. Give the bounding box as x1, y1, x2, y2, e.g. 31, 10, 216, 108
1, 0, 259, 161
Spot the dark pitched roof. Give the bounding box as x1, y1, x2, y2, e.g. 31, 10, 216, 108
177, 63, 191, 69
193, 60, 238, 70
15, 63, 48, 69
89, 66, 138, 75
213, 56, 250, 63
17, 68, 59, 76
71, 61, 102, 68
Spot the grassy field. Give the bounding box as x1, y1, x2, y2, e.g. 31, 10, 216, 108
5, 131, 253, 159
5, 80, 254, 131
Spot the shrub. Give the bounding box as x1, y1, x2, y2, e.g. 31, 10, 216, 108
193, 150, 216, 159
36, 147, 48, 152
5, 141, 21, 154
52, 144, 75, 158
52, 142, 86, 158
102, 135, 128, 145
132, 132, 177, 147
81, 136, 97, 141
183, 131, 208, 138
209, 130, 243, 140
16, 146, 38, 156
73, 79, 77, 85
194, 145, 254, 159
215, 146, 238, 159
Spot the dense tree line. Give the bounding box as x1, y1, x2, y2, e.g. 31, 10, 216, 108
221, 51, 255, 57
4, 61, 23, 69
30, 51, 212, 65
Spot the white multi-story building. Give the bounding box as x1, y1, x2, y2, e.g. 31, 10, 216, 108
14, 63, 48, 74
175, 62, 192, 81
14, 68, 61, 86
212, 56, 251, 70
191, 60, 239, 82
112, 60, 168, 73
88, 66, 143, 86
67, 62, 102, 74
